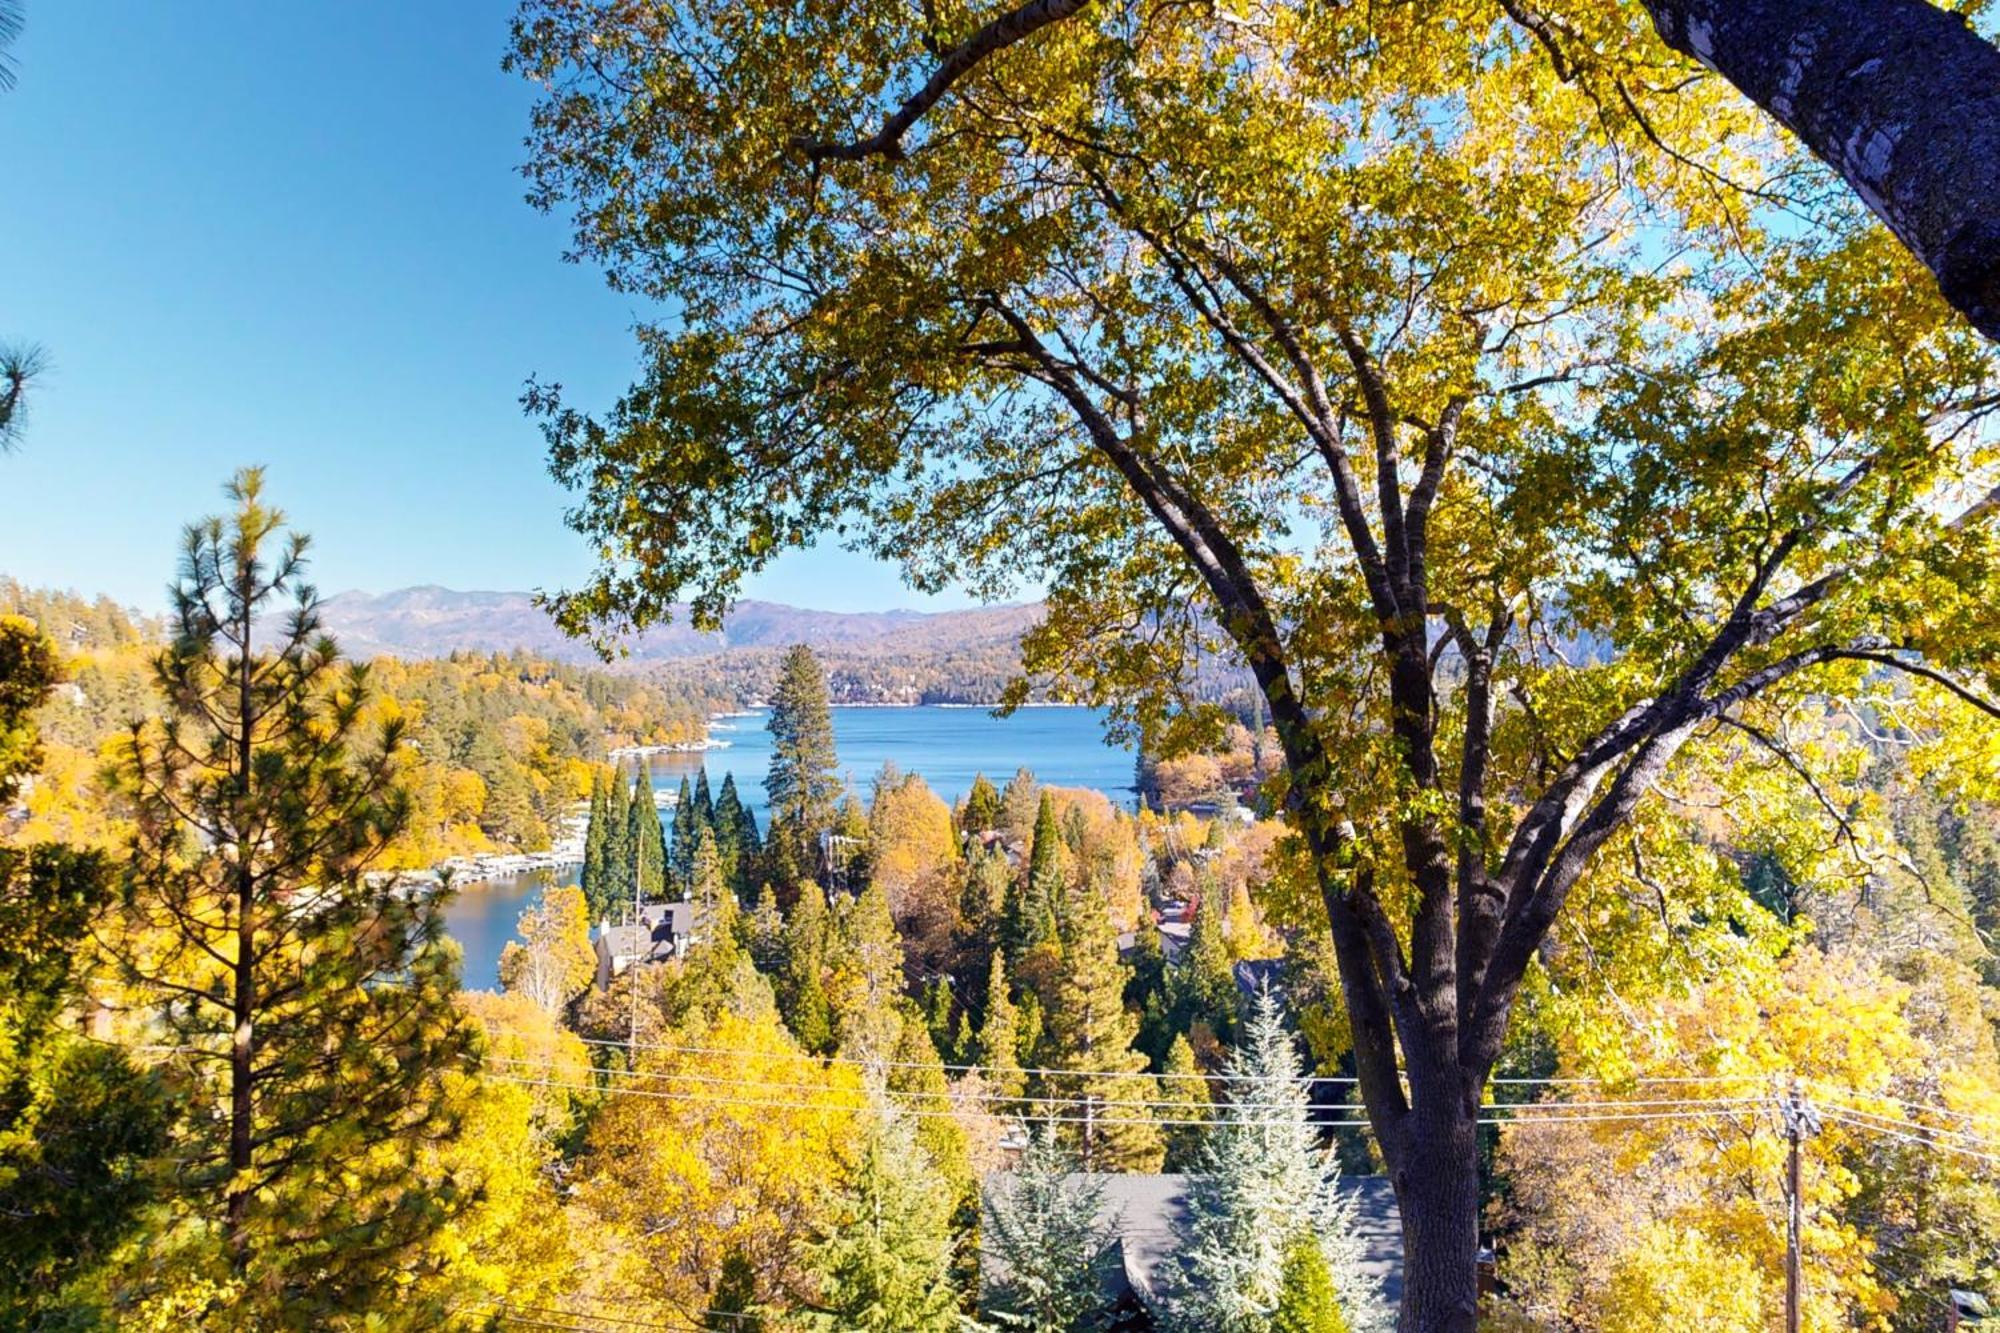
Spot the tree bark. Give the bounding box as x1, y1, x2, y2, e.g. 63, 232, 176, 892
1388, 1101, 1483, 1333
1641, 0, 2000, 340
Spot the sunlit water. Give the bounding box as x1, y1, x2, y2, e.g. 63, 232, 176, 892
442, 705, 1133, 989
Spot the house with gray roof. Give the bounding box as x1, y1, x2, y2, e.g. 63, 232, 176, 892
979, 1172, 1402, 1329
592, 900, 704, 989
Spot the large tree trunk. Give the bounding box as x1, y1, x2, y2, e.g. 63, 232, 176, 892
1641, 0, 2000, 340
1389, 1103, 1484, 1333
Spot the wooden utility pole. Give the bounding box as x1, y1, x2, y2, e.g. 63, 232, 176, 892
1779, 1084, 1823, 1333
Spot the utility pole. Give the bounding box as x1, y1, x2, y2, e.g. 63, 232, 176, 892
1778, 1083, 1823, 1333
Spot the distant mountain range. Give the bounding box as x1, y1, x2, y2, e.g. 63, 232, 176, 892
316, 586, 1044, 665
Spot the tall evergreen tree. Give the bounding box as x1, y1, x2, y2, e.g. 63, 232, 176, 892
804, 1101, 960, 1333
1163, 990, 1382, 1333
831, 879, 904, 1067
601, 766, 634, 917
628, 760, 668, 904
693, 767, 716, 831
580, 767, 612, 920
981, 1130, 1115, 1333
1160, 1034, 1213, 1172
1004, 792, 1066, 963
764, 644, 839, 887
712, 772, 750, 903
975, 953, 1025, 1105
1176, 881, 1239, 1045
780, 884, 833, 1053
962, 772, 1003, 834
669, 774, 699, 893
1039, 880, 1162, 1172
115, 470, 475, 1318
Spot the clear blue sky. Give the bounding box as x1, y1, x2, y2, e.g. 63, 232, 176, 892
0, 2, 981, 615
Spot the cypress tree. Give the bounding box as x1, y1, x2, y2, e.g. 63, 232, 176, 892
601, 768, 633, 917
765, 644, 839, 886
580, 767, 611, 920
670, 774, 698, 892
628, 760, 667, 904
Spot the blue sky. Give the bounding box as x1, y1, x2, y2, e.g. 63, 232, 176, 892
0, 2, 979, 615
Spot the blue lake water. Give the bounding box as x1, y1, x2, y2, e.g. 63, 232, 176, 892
442, 704, 1134, 989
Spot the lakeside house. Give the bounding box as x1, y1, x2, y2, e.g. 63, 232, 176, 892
593, 901, 704, 989
978, 1173, 1403, 1329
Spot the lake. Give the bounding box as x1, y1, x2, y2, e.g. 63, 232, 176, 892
442, 704, 1134, 989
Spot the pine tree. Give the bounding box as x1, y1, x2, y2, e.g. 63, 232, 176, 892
601, 767, 633, 917
1161, 1033, 1213, 1171
628, 760, 667, 904
670, 774, 699, 892
804, 1101, 960, 1333
115, 470, 475, 1317
580, 767, 611, 919
975, 953, 1025, 1104
1040, 879, 1162, 1172
962, 772, 1003, 834
981, 1129, 1115, 1333
747, 881, 786, 974
886, 1016, 972, 1213
765, 644, 839, 886
1163, 990, 1381, 1333
691, 827, 726, 921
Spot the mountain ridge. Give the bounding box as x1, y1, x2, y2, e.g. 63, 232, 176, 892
316, 585, 1043, 664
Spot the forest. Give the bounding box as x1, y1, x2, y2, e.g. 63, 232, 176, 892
7, 0, 2000, 1329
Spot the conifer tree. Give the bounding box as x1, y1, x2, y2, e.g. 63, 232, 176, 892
975, 953, 1025, 1105
831, 879, 904, 1067
1272, 1241, 1351, 1333
981, 1130, 1115, 1333
1040, 880, 1162, 1172
962, 772, 1002, 834
780, 884, 833, 1053
1176, 883, 1239, 1045
693, 767, 715, 831
1161, 1033, 1213, 1172
804, 1101, 960, 1333
627, 761, 667, 903
690, 827, 726, 921
765, 644, 839, 886
747, 881, 786, 974
1164, 990, 1381, 1333
601, 767, 633, 916
115, 470, 475, 1317
1005, 792, 1065, 963
712, 772, 750, 903
886, 1016, 972, 1212
670, 773, 699, 892
580, 767, 611, 920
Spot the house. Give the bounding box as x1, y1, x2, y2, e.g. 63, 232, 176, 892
592, 900, 703, 989
979, 1173, 1403, 1329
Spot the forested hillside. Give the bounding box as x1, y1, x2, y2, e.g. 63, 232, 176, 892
0, 579, 716, 861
